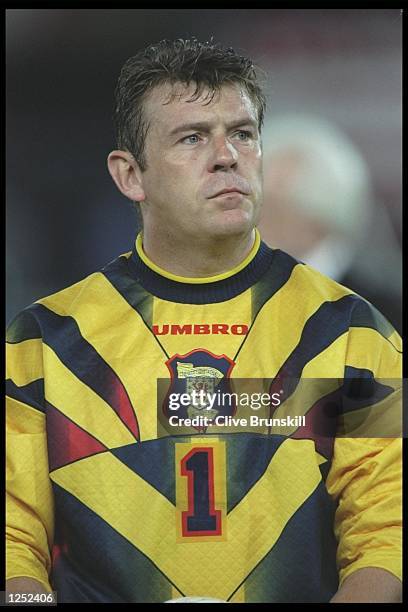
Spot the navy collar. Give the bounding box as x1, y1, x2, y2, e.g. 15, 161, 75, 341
126, 240, 276, 304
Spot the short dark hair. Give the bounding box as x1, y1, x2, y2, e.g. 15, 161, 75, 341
113, 38, 266, 171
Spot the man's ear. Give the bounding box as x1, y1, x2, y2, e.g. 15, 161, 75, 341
107, 150, 146, 202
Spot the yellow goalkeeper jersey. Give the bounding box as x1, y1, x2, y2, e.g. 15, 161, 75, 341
6, 230, 402, 602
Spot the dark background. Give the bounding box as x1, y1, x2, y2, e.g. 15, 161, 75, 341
6, 9, 402, 324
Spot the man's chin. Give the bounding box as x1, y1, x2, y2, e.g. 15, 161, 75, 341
208, 209, 254, 235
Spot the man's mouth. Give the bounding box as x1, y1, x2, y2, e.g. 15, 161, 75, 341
211, 188, 247, 198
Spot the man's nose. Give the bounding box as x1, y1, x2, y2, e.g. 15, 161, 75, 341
208, 136, 238, 172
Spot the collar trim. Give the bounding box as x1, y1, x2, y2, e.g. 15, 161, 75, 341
127, 230, 275, 304
135, 229, 261, 284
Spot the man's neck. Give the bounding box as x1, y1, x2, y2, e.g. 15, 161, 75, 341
140, 228, 257, 278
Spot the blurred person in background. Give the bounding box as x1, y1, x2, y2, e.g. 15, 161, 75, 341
260, 114, 402, 334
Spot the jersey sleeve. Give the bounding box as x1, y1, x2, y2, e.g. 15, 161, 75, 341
6, 309, 54, 592
326, 301, 402, 587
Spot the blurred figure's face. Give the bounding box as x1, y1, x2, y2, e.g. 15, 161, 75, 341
139, 82, 263, 240
260, 151, 328, 257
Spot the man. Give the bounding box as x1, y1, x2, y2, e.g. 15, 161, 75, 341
6, 39, 402, 603
259, 114, 402, 334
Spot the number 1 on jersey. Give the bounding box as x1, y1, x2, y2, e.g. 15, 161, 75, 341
180, 447, 222, 537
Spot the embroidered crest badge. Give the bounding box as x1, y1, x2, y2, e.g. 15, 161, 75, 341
163, 349, 236, 432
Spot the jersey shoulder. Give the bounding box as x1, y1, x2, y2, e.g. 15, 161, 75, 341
6, 251, 133, 343
271, 248, 399, 343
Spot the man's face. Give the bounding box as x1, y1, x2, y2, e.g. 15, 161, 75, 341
138, 82, 263, 240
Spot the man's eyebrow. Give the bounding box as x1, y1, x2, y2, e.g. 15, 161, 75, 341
168, 117, 258, 137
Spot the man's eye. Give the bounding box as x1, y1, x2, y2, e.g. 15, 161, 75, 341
235, 130, 252, 141
182, 134, 200, 145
